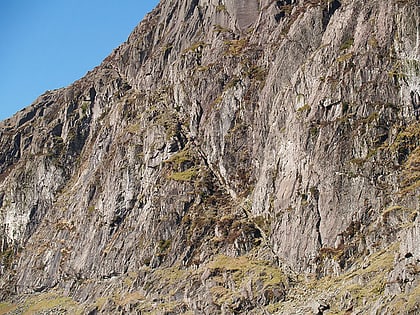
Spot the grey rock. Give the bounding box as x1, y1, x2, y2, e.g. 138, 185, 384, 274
0, 0, 419, 314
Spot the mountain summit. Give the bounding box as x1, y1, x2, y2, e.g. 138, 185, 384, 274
1, 0, 419, 313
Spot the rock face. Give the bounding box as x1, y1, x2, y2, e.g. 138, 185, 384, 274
0, 0, 419, 313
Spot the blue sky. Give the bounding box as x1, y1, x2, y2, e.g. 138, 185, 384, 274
0, 0, 159, 121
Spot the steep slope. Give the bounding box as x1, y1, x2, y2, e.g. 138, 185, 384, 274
0, 0, 419, 314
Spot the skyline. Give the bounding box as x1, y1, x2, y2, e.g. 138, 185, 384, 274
0, 0, 159, 121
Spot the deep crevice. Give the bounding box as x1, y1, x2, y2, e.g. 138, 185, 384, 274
322, 0, 341, 29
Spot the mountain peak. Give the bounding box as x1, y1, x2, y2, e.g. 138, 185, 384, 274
0, 0, 419, 313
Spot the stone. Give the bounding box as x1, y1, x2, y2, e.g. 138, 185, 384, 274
0, 0, 419, 313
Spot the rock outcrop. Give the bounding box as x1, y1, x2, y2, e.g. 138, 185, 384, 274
0, 0, 419, 314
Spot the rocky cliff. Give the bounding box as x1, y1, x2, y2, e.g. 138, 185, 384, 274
0, 0, 419, 314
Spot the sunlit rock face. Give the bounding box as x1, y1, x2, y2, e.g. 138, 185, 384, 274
225, 0, 260, 30
0, 0, 419, 313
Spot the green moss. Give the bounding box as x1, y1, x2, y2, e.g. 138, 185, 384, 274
382, 206, 417, 227
243, 65, 267, 82
183, 41, 206, 54
337, 52, 353, 62
386, 58, 419, 83
22, 293, 82, 315
123, 271, 138, 287
319, 246, 344, 261
158, 239, 172, 253
309, 125, 319, 137
368, 36, 379, 48
349, 157, 366, 166
210, 285, 233, 305
154, 112, 178, 136
253, 215, 271, 235
165, 148, 193, 167
154, 265, 188, 286
118, 291, 145, 306
168, 167, 199, 181
196, 65, 210, 71
0, 248, 14, 269
204, 254, 287, 308
360, 111, 378, 125
339, 38, 354, 51
266, 302, 284, 313
161, 44, 173, 54
81, 101, 90, 116
305, 244, 399, 313
224, 38, 248, 56
0, 302, 16, 315
224, 76, 241, 90
216, 4, 227, 12
212, 95, 223, 106
392, 124, 420, 152
208, 255, 285, 288
406, 284, 420, 311
297, 104, 311, 112
382, 205, 404, 217
145, 301, 186, 314
401, 147, 420, 193
126, 122, 141, 134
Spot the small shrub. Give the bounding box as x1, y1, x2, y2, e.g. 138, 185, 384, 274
216, 4, 227, 12
81, 101, 90, 116
349, 157, 366, 166
319, 246, 344, 261
224, 76, 241, 90
339, 37, 354, 51
158, 239, 172, 253
224, 38, 248, 56
337, 52, 353, 62
297, 104, 311, 112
